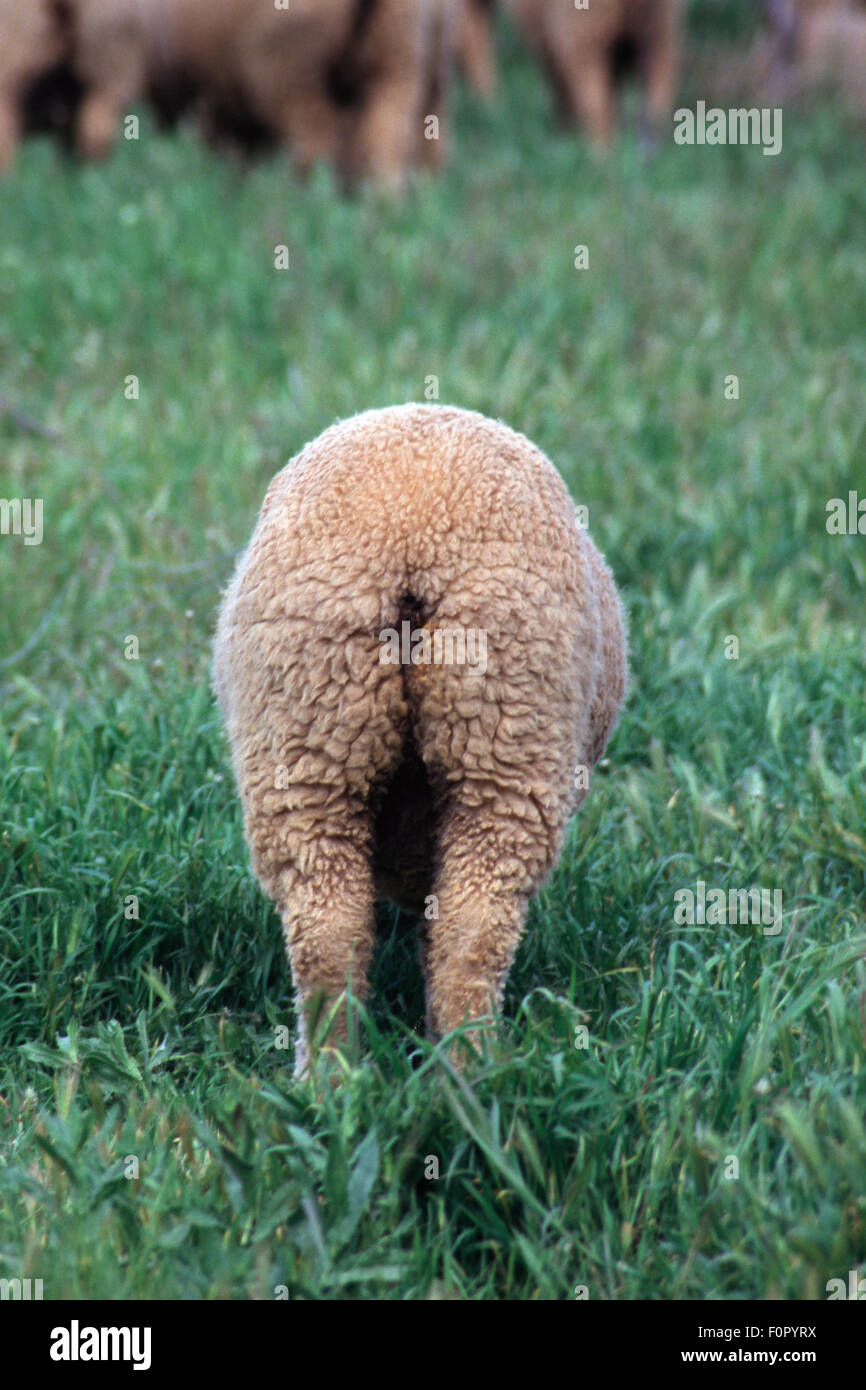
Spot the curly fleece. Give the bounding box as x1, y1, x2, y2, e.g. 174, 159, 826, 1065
213, 404, 627, 1072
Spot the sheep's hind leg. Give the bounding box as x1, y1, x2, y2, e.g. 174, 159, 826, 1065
347, 72, 421, 191
275, 820, 376, 1079
423, 796, 544, 1062
566, 47, 616, 149
641, 9, 679, 148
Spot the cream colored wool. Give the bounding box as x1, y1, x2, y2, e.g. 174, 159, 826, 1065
214, 404, 627, 1074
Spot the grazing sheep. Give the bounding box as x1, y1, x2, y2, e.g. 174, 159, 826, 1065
762, 0, 866, 113
0, 0, 66, 171
63, 0, 451, 188
213, 404, 628, 1075
507, 0, 682, 148
458, 0, 498, 98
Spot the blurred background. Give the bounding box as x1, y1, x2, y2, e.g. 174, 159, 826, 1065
0, 0, 864, 1302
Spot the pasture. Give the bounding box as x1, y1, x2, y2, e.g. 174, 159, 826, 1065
1, 12, 865, 1299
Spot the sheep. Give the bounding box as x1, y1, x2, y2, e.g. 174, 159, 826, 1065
762, 0, 866, 114
506, 0, 682, 149
62, 0, 452, 189
0, 0, 66, 172
213, 404, 628, 1075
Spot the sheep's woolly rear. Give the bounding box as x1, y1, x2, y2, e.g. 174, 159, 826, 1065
213, 404, 627, 1073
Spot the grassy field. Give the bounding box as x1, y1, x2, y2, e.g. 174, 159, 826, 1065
1, 19, 865, 1300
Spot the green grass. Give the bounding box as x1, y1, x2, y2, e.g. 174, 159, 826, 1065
1, 29, 865, 1300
